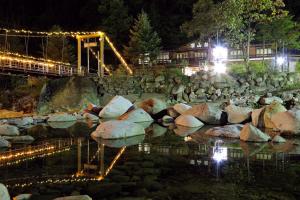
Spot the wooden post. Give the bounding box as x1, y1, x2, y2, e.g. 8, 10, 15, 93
100, 34, 105, 77
87, 38, 90, 74
77, 138, 82, 174
77, 36, 82, 75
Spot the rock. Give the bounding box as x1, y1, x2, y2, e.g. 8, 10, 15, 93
14, 194, 32, 200
83, 113, 99, 122
251, 107, 265, 127
240, 123, 271, 142
175, 115, 204, 128
155, 75, 165, 82
263, 102, 287, 129
37, 77, 99, 115
0, 124, 20, 136
2, 135, 35, 143
91, 120, 145, 139
272, 135, 286, 143
205, 124, 244, 138
173, 103, 192, 114
0, 138, 10, 148
137, 98, 167, 115
48, 113, 77, 122
260, 96, 283, 105
33, 115, 48, 123
225, 105, 252, 124
167, 107, 180, 118
162, 115, 174, 123
152, 124, 167, 137
183, 103, 222, 125
271, 109, 300, 134
119, 108, 153, 123
53, 195, 92, 200
7, 117, 33, 127
171, 84, 185, 95
99, 96, 133, 118
0, 183, 10, 200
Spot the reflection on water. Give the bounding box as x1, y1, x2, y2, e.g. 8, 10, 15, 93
0, 122, 300, 199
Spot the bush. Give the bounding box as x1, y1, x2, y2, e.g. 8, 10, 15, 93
228, 63, 247, 74
228, 61, 270, 75
249, 61, 269, 74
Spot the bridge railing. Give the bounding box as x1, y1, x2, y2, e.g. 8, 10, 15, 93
0, 54, 78, 76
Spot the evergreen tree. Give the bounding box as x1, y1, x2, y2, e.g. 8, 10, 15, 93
41, 25, 75, 63
124, 11, 161, 66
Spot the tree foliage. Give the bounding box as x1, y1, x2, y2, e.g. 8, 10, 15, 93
124, 11, 161, 66
256, 15, 300, 50
41, 25, 75, 63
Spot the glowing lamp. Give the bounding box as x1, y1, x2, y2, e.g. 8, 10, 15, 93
276, 56, 285, 66
213, 46, 228, 61
213, 62, 226, 74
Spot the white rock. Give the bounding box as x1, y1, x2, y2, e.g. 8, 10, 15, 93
225, 105, 252, 124
0, 138, 10, 148
173, 103, 192, 114
2, 135, 35, 143
99, 96, 133, 118
272, 135, 286, 143
97, 135, 145, 148
91, 120, 145, 139
271, 110, 300, 134
205, 124, 244, 138
138, 98, 167, 115
251, 107, 265, 127
175, 115, 204, 128
7, 117, 33, 127
263, 102, 287, 129
260, 96, 283, 105
183, 103, 222, 125
0, 183, 10, 200
152, 124, 167, 137
83, 113, 99, 122
0, 124, 20, 136
14, 194, 32, 200
53, 195, 92, 200
119, 108, 153, 123
240, 123, 271, 142
48, 113, 77, 122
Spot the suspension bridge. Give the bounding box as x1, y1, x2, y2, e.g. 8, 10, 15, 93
0, 28, 133, 77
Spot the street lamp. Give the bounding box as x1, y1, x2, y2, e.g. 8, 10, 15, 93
276, 56, 285, 66
212, 45, 228, 74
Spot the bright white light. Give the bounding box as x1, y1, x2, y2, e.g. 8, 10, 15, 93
213, 62, 226, 74
183, 67, 197, 76
213, 46, 228, 61
212, 147, 228, 162
204, 65, 209, 72
277, 56, 285, 66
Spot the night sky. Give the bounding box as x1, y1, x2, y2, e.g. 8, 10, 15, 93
0, 0, 299, 49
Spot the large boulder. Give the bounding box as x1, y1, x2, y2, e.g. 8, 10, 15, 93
91, 120, 145, 139
225, 105, 252, 124
271, 109, 300, 135
48, 113, 77, 122
37, 77, 100, 115
183, 103, 222, 125
137, 98, 167, 115
0, 183, 10, 200
240, 123, 271, 142
95, 135, 145, 148
175, 115, 204, 128
99, 96, 133, 118
174, 126, 200, 137
119, 108, 153, 123
173, 103, 192, 114
263, 102, 287, 129
205, 124, 243, 138
53, 195, 92, 200
251, 107, 265, 127
0, 124, 20, 136
0, 138, 10, 148
83, 113, 99, 122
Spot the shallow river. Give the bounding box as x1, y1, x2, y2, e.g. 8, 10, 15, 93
0, 122, 300, 200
